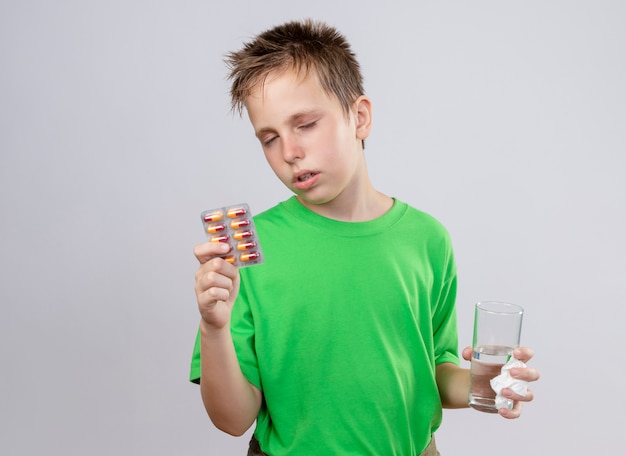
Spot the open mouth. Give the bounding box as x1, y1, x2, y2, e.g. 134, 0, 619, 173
293, 171, 320, 190
297, 172, 317, 182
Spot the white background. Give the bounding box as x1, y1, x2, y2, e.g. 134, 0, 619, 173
1, 1, 624, 454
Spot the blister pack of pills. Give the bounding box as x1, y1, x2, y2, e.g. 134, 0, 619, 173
200, 203, 264, 268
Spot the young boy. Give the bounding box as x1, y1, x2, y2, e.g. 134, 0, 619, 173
190, 19, 540, 456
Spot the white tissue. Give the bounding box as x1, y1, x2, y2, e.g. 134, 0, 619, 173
490, 358, 528, 409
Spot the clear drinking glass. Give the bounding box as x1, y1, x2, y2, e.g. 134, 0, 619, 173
468, 301, 524, 413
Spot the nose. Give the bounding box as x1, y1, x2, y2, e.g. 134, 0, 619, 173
281, 135, 303, 163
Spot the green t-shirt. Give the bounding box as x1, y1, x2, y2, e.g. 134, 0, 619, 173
190, 197, 459, 455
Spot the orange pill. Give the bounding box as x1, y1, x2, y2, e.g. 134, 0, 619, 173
230, 218, 251, 229
227, 207, 247, 218
221, 255, 236, 264
210, 235, 229, 243
203, 211, 223, 222
206, 223, 226, 233
237, 240, 256, 251
233, 230, 253, 240
240, 251, 260, 262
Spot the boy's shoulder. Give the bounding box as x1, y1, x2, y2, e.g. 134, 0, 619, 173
397, 199, 450, 233
251, 198, 292, 224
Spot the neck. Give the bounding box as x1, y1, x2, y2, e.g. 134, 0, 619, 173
297, 184, 393, 222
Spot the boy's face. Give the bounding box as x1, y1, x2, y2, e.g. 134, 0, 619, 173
245, 68, 371, 212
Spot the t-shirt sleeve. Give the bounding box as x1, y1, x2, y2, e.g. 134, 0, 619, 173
189, 328, 201, 384
432, 232, 461, 366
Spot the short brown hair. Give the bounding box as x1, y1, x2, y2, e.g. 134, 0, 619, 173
225, 19, 365, 116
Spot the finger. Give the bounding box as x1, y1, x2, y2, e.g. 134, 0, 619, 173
499, 400, 523, 419
512, 347, 535, 363
193, 241, 232, 264
195, 272, 235, 310
197, 282, 232, 304
461, 346, 472, 361
502, 386, 535, 403
509, 366, 541, 383
195, 259, 236, 292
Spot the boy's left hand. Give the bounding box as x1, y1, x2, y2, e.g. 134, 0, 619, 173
462, 346, 541, 419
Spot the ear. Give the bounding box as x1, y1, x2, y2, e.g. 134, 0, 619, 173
353, 96, 373, 142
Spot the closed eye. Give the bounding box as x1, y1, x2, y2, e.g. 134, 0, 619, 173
262, 136, 277, 147
299, 121, 317, 130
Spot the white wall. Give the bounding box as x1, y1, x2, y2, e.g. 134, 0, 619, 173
1, 1, 624, 454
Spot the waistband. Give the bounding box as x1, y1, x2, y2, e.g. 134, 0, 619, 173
247, 434, 440, 455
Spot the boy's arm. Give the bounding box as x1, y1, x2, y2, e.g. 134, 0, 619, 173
199, 320, 262, 436
194, 242, 262, 435
435, 363, 471, 409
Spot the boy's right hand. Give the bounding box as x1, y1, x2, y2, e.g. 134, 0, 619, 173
193, 242, 240, 330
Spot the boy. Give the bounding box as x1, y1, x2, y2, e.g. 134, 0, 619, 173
190, 19, 540, 455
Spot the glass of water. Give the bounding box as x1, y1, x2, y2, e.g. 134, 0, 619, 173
468, 301, 524, 413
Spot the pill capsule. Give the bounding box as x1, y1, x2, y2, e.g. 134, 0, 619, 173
203, 211, 223, 222
210, 235, 229, 243
226, 207, 247, 218
206, 223, 226, 233
237, 240, 256, 251
240, 251, 261, 262
221, 255, 236, 264
233, 229, 253, 240
230, 218, 251, 229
